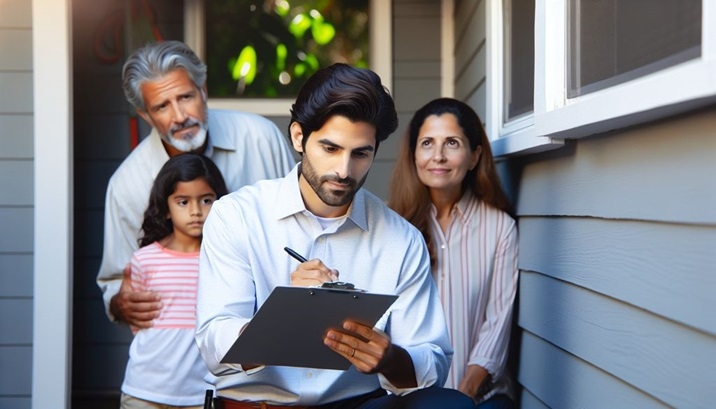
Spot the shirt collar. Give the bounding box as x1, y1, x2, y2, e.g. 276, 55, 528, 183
272, 163, 369, 232
453, 191, 474, 224
148, 127, 171, 161
428, 190, 474, 226
273, 164, 307, 220
205, 109, 234, 151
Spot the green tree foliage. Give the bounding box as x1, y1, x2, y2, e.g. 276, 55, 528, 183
206, 0, 369, 98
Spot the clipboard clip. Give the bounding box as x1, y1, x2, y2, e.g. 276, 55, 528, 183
321, 281, 356, 290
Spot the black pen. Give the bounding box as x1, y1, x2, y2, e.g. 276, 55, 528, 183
284, 247, 308, 263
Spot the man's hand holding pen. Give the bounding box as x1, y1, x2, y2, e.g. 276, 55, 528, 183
289, 258, 340, 286
285, 247, 339, 287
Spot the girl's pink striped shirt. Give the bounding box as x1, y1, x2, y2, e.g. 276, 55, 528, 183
130, 242, 199, 331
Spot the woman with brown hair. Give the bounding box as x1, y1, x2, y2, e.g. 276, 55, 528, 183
389, 98, 518, 408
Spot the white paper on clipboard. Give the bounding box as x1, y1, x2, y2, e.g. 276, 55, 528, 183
220, 286, 398, 370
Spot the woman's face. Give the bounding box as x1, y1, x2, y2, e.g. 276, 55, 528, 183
414, 113, 480, 197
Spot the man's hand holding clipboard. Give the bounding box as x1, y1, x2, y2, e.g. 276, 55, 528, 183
285, 247, 397, 374
221, 247, 417, 387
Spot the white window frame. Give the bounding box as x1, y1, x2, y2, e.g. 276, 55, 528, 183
184, 0, 392, 116
487, 0, 716, 157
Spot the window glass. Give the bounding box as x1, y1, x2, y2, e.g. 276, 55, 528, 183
205, 0, 370, 98
568, 0, 701, 97
503, 0, 535, 122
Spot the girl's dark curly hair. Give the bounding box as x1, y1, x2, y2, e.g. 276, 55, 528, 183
139, 153, 228, 247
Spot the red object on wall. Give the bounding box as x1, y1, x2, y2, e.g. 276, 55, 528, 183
129, 116, 139, 150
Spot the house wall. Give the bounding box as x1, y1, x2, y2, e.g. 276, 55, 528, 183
452, 2, 715, 407
0, 1, 34, 408
368, 0, 443, 199
453, 0, 486, 121
515, 107, 716, 408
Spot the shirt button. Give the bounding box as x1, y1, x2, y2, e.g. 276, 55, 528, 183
441, 245, 446, 249
306, 372, 313, 378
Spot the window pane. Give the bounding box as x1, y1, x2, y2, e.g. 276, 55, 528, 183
503, 0, 535, 122
568, 0, 701, 98
205, 0, 369, 99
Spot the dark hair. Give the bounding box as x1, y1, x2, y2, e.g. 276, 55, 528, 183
388, 98, 514, 266
289, 63, 398, 151
139, 153, 228, 247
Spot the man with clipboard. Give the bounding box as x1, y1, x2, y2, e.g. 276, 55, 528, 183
195, 64, 474, 409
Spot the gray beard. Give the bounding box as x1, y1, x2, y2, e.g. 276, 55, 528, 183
161, 125, 207, 152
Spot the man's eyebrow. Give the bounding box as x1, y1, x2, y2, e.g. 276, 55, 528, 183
147, 100, 166, 111
316, 138, 375, 152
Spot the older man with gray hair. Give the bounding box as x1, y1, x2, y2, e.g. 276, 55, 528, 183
97, 40, 295, 331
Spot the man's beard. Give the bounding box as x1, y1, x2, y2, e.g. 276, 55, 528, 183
300, 155, 368, 207
160, 116, 208, 152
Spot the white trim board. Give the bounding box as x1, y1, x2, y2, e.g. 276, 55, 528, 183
31, 0, 73, 407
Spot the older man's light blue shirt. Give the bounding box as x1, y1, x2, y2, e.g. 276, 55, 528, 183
196, 165, 453, 405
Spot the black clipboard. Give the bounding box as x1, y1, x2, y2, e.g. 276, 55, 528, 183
220, 286, 398, 370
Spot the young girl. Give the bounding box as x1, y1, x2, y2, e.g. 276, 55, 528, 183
120, 153, 228, 409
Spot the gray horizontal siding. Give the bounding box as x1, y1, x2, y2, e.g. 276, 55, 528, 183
456, 44, 486, 100
383, 0, 444, 201
0, 0, 32, 28
0, 208, 33, 252
517, 109, 716, 224
0, 397, 30, 409
0, 115, 33, 158
452, 0, 488, 125
0, 299, 32, 344
0, 0, 33, 407
465, 81, 487, 125
520, 271, 715, 408
0, 254, 32, 297
513, 105, 716, 408
0, 346, 32, 395
0, 28, 32, 70
0, 161, 33, 205
519, 331, 670, 409
0, 73, 32, 113
519, 388, 550, 409
394, 0, 438, 17
393, 61, 442, 78
519, 217, 716, 335
454, 0, 484, 99
364, 160, 397, 201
